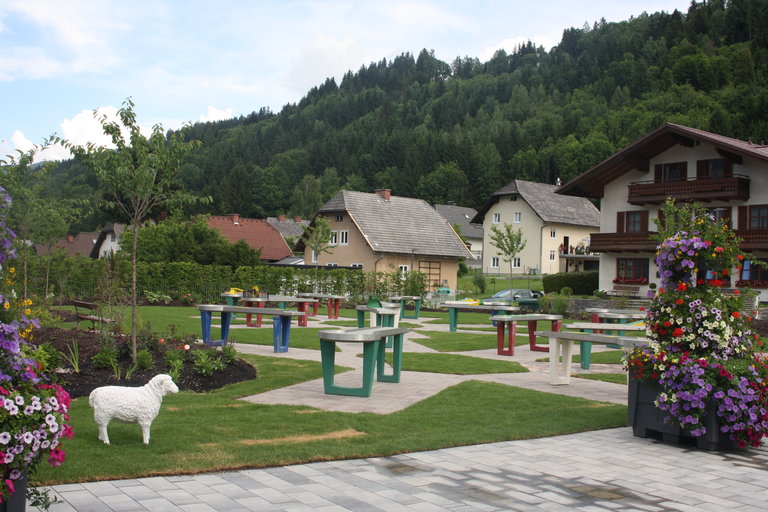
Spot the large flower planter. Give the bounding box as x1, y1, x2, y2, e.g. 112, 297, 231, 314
627, 374, 741, 451
0, 474, 27, 512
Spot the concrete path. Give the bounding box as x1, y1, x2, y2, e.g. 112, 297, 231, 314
35, 312, 768, 511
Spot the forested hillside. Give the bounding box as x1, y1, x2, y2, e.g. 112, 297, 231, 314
50, 0, 768, 229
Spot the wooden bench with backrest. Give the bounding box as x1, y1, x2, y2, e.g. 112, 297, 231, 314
73, 300, 115, 330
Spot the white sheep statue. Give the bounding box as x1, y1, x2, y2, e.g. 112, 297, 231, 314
89, 374, 179, 445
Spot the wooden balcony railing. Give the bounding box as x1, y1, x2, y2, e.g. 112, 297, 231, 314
589, 232, 657, 252
627, 175, 750, 205
735, 229, 768, 250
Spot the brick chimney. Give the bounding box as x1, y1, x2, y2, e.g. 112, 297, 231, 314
228, 214, 240, 225
277, 214, 286, 222
66, 235, 74, 243
293, 216, 302, 223
375, 188, 391, 201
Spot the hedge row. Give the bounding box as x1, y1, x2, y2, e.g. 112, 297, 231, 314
542, 271, 599, 295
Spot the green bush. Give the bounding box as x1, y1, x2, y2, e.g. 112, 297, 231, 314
135, 349, 154, 370
92, 344, 118, 369
542, 271, 598, 295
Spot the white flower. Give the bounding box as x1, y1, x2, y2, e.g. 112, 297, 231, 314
0, 432, 10, 444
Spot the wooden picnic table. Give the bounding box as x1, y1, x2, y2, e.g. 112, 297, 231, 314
239, 295, 318, 327
535, 330, 649, 385
297, 292, 346, 319
196, 304, 305, 352
442, 303, 519, 332
389, 295, 422, 319
318, 326, 410, 397
490, 314, 563, 355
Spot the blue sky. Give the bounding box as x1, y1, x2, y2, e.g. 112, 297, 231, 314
1, 0, 692, 161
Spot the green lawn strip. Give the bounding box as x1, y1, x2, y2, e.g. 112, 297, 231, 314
319, 320, 421, 329
574, 373, 628, 385
410, 331, 507, 352
382, 352, 528, 374
33, 376, 625, 486
536, 350, 626, 365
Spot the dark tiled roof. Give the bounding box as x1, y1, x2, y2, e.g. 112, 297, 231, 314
474, 179, 600, 227
318, 191, 472, 258
208, 215, 293, 261
36, 232, 100, 258
434, 204, 483, 240
266, 217, 309, 239
558, 122, 768, 198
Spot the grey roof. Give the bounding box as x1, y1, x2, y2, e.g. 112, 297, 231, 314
319, 191, 472, 258
473, 179, 600, 227
266, 217, 310, 239
434, 204, 483, 240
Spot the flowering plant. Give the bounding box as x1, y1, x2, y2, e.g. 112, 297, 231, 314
626, 201, 768, 448
0, 187, 73, 503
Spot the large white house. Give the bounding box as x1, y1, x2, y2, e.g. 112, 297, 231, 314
472, 179, 600, 275
558, 123, 768, 301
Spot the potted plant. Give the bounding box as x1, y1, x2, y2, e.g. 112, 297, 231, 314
0, 188, 74, 510
625, 201, 768, 450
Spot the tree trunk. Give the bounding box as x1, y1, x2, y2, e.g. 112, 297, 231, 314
130, 220, 138, 362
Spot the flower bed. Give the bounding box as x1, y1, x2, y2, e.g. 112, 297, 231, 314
625, 201, 768, 449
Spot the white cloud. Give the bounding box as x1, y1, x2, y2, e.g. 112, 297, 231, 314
284, 33, 367, 94
199, 106, 234, 123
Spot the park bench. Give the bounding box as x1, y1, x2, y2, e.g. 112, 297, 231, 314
73, 300, 115, 330
318, 326, 410, 397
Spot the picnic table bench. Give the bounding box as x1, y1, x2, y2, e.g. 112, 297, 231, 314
297, 293, 346, 319
196, 304, 305, 352
566, 322, 646, 369
318, 326, 410, 397
490, 314, 563, 355
442, 303, 519, 332
239, 295, 318, 327
73, 300, 115, 330
535, 330, 648, 385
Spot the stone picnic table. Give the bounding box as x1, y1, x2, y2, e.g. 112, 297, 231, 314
196, 304, 305, 352
489, 314, 563, 356
318, 326, 410, 397
297, 292, 346, 319
388, 295, 422, 319
239, 295, 318, 327
442, 302, 519, 332
535, 329, 649, 385
566, 321, 646, 369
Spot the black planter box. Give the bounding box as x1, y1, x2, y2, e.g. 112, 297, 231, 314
627, 373, 741, 451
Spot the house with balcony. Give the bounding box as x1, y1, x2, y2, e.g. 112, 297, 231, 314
557, 123, 768, 300
471, 179, 600, 276
297, 189, 473, 291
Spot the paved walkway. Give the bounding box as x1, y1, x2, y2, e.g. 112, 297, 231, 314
36, 313, 768, 511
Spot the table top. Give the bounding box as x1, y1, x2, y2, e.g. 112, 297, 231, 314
389, 295, 420, 300
443, 303, 520, 312
355, 305, 399, 314
490, 314, 563, 322
240, 295, 318, 303
535, 330, 649, 347
584, 308, 645, 315
597, 311, 646, 320
319, 326, 410, 342
297, 293, 346, 299
220, 292, 243, 297
567, 322, 646, 331
196, 304, 306, 316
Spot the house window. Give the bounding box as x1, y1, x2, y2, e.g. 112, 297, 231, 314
110, 233, 117, 242
654, 162, 687, 183
617, 211, 648, 233
419, 261, 442, 286
491, 257, 500, 268
706, 207, 731, 226
326, 263, 338, 267
335, 214, 344, 221
492, 213, 501, 224
550, 228, 556, 238
351, 263, 363, 268
697, 158, 731, 179
339, 230, 349, 245
510, 195, 517, 201
512, 257, 521, 268
740, 259, 768, 284
616, 258, 649, 283
549, 250, 556, 261
513, 212, 522, 223
751, 206, 768, 229
330, 231, 338, 245
398, 265, 409, 280
311, 250, 318, 263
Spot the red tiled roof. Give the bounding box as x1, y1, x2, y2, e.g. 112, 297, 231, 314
207, 215, 293, 261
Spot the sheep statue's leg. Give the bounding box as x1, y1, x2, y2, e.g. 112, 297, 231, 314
140, 422, 151, 445
98, 423, 110, 445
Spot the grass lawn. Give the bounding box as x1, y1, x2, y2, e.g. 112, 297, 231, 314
384, 352, 529, 374
34, 353, 625, 486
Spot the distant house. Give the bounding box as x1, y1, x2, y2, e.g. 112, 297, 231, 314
472, 179, 600, 275
557, 122, 768, 300
207, 214, 293, 262
35, 232, 100, 258
434, 203, 483, 268
297, 189, 473, 291
90, 223, 125, 258
266, 215, 310, 250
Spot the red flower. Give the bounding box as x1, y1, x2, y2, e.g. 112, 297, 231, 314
675, 299, 684, 305
737, 254, 745, 260
734, 290, 740, 295
673, 327, 684, 337
714, 246, 725, 253
663, 321, 672, 327
722, 269, 730, 276
732, 311, 741, 318
677, 283, 687, 291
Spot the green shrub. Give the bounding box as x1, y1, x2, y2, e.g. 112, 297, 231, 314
551, 295, 570, 316
193, 349, 226, 376
220, 344, 238, 365
560, 286, 573, 296
135, 349, 154, 370
542, 271, 598, 295
92, 344, 118, 369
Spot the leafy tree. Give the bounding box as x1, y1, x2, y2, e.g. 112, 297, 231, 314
490, 223, 527, 277
56, 98, 207, 361
301, 217, 334, 291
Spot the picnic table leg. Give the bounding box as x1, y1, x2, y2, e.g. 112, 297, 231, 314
200, 311, 213, 345
413, 298, 421, 319
527, 320, 552, 352
377, 313, 395, 348
256, 301, 265, 327
449, 307, 458, 332
272, 316, 291, 353
297, 303, 309, 327
219, 312, 233, 346
497, 321, 514, 356
549, 337, 574, 385
377, 332, 404, 383
356, 309, 366, 328
309, 301, 319, 317
327, 299, 338, 319
321, 340, 379, 397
